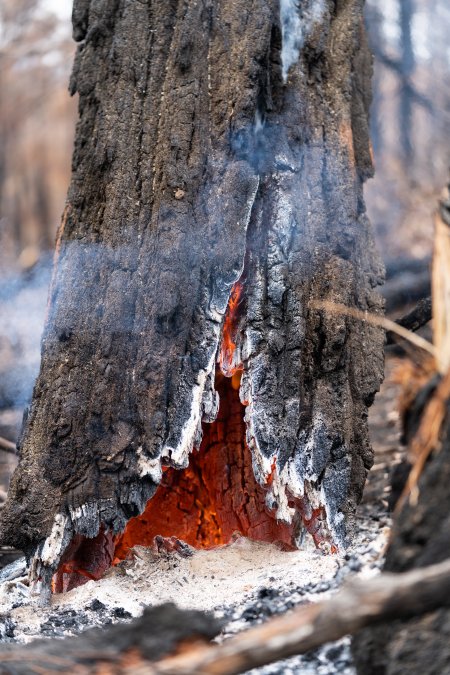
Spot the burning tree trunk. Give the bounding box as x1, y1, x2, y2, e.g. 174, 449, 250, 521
0, 0, 384, 590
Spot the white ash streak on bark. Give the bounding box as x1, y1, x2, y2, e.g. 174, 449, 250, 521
280, 0, 327, 81
136, 446, 163, 482
145, 173, 260, 472
241, 374, 324, 526
160, 345, 219, 468
37, 513, 69, 567
29, 513, 73, 590
241, 331, 350, 548
281, 0, 302, 81
239, 180, 349, 548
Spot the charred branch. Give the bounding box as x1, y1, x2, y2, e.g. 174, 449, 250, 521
385, 296, 432, 345
0, 603, 222, 675
153, 559, 450, 675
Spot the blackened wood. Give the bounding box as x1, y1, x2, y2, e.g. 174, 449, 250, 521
2, 562, 450, 675
0, 0, 384, 579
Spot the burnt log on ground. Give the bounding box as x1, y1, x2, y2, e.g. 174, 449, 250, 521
0, 603, 222, 675
0, 0, 384, 590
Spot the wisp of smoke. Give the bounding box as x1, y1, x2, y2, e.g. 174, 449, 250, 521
0, 257, 51, 411
280, 0, 326, 82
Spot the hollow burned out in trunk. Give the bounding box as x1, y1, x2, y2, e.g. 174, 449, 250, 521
0, 0, 384, 594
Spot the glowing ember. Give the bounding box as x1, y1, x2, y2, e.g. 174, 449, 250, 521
52, 529, 115, 593
220, 281, 244, 377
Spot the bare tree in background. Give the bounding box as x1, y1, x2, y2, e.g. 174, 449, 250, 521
399, 0, 415, 165
0, 0, 75, 272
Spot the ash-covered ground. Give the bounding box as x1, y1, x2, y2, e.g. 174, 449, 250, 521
0, 359, 404, 674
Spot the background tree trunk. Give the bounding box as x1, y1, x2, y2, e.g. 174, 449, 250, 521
0, 0, 384, 585
399, 0, 415, 167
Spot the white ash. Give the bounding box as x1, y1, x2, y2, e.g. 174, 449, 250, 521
0, 510, 389, 674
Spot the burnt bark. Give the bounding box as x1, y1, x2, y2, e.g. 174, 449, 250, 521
0, 0, 384, 583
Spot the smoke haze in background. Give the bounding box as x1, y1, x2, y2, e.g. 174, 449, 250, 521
0, 259, 51, 410
40, 0, 72, 21
0, 0, 74, 432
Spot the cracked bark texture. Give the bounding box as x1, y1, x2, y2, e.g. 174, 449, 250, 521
0, 0, 384, 580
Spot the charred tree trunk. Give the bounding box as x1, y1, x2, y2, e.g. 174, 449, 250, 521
0, 0, 384, 589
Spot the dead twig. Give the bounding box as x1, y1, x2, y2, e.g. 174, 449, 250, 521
312, 300, 436, 358
0, 435, 16, 454
150, 558, 450, 675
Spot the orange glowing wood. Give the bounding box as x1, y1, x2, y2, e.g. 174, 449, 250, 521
52, 529, 115, 593
113, 372, 296, 560
220, 281, 244, 377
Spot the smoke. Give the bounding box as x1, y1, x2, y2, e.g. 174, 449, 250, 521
280, 0, 326, 82
280, 0, 302, 81
0, 257, 51, 413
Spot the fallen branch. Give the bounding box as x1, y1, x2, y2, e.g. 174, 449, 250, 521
153, 558, 450, 674
0, 436, 16, 454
